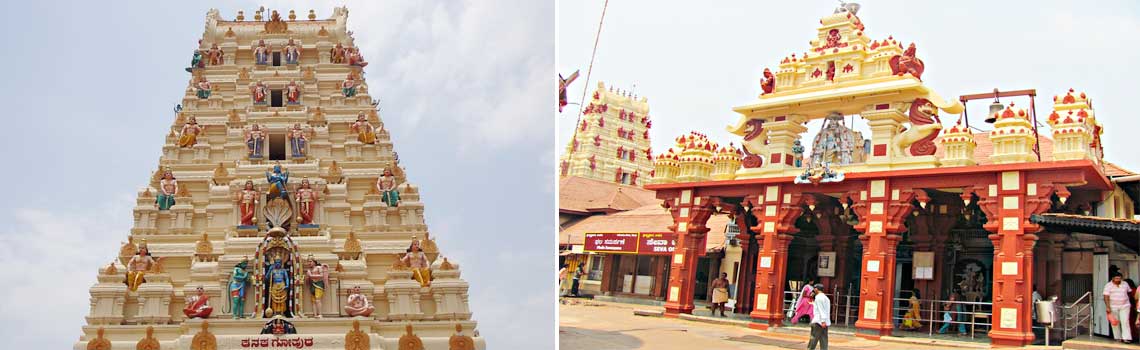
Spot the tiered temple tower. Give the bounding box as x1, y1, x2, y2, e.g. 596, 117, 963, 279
76, 7, 483, 350
560, 82, 655, 186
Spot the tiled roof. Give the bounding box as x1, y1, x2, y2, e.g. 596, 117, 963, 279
1104, 161, 1136, 177
560, 203, 732, 252
559, 176, 658, 214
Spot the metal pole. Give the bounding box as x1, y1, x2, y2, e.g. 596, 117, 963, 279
567, 0, 610, 161
1030, 94, 1042, 161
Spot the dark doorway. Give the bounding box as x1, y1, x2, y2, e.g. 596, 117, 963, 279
272, 52, 282, 66
270, 90, 284, 107
695, 257, 711, 301
269, 133, 286, 160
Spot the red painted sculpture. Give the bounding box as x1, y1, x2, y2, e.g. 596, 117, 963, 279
889, 43, 925, 80
760, 68, 776, 95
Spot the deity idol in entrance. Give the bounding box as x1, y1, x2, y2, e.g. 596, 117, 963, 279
265, 254, 292, 317
229, 259, 250, 319
195, 77, 212, 99
265, 163, 290, 201
244, 124, 265, 158
126, 240, 159, 291
344, 286, 374, 317
351, 113, 377, 144
234, 180, 259, 226
376, 169, 401, 207
183, 286, 213, 319
177, 116, 202, 148
305, 257, 330, 318
207, 43, 224, 66
402, 239, 432, 287
251, 80, 268, 104
288, 123, 307, 158
295, 178, 319, 225
286, 80, 301, 104
254, 39, 270, 65
342, 74, 358, 97
283, 38, 300, 64
156, 168, 177, 210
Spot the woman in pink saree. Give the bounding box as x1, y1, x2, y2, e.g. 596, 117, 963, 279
789, 279, 815, 323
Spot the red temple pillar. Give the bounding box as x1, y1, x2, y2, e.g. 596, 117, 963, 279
850, 180, 913, 339
747, 187, 803, 330
732, 205, 757, 314
662, 191, 715, 317
973, 173, 1056, 347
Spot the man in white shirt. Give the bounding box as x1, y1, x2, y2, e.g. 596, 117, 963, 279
1104, 272, 1133, 343
808, 283, 830, 350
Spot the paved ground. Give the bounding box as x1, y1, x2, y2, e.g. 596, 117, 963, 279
559, 300, 958, 350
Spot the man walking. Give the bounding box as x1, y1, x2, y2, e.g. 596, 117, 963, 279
1104, 272, 1133, 343
808, 283, 830, 350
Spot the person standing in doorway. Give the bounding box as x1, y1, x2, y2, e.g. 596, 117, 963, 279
1104, 272, 1133, 343
711, 272, 730, 317
807, 283, 830, 350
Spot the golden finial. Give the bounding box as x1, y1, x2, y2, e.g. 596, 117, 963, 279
195, 233, 213, 255
236, 10, 244, 22
288, 10, 296, 21
398, 324, 424, 350
137, 326, 160, 350
87, 327, 111, 350
254, 8, 264, 21
344, 231, 362, 254
105, 261, 118, 275
308, 10, 316, 21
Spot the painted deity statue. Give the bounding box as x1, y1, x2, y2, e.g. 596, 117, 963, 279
195, 78, 212, 99
347, 47, 368, 67
760, 68, 776, 95
254, 39, 270, 65
188, 49, 203, 71
376, 168, 401, 207
265, 255, 292, 317
126, 241, 158, 292
295, 178, 319, 225
792, 140, 805, 167
156, 169, 177, 210
245, 124, 265, 158
342, 74, 358, 97
889, 43, 925, 80
207, 43, 224, 66
305, 257, 330, 318
283, 38, 300, 64
251, 80, 269, 104
177, 116, 202, 148
330, 43, 346, 64
344, 286, 374, 317
351, 113, 377, 144
265, 163, 290, 200
288, 123, 307, 158
402, 240, 432, 287
234, 180, 260, 226
286, 80, 301, 104
183, 286, 214, 319
229, 259, 250, 319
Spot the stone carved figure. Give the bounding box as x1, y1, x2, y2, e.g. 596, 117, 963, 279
178, 116, 202, 148
890, 98, 942, 157
250, 80, 268, 104
376, 169, 401, 207
207, 43, 224, 66
342, 74, 358, 97
244, 124, 265, 158
351, 113, 377, 144
348, 47, 368, 67
265, 163, 290, 200
344, 286, 374, 317
286, 80, 301, 104
254, 39, 270, 65
760, 68, 776, 95
295, 178, 319, 225
283, 38, 300, 64
402, 239, 432, 287
889, 43, 925, 80
183, 286, 214, 318
126, 240, 159, 291
195, 78, 212, 99
736, 119, 769, 168
234, 180, 259, 226
288, 123, 307, 158
188, 49, 204, 71
265, 254, 292, 317
304, 257, 330, 318
259, 315, 297, 335
330, 43, 346, 64
156, 168, 177, 210
792, 140, 805, 167
345, 320, 370, 350
229, 259, 250, 318
810, 113, 857, 166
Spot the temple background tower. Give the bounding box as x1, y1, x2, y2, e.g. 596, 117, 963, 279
560, 81, 655, 186
76, 7, 483, 349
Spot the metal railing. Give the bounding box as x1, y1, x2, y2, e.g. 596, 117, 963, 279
781, 287, 858, 328
1057, 291, 1094, 341
890, 296, 993, 339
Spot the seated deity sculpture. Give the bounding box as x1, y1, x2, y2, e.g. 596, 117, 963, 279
156, 168, 177, 210
375, 169, 401, 207
342, 74, 358, 97
350, 113, 377, 144
401, 239, 432, 287
183, 286, 213, 318
177, 116, 202, 148
347, 47, 368, 67
126, 240, 160, 291
344, 286, 374, 317
195, 78, 212, 99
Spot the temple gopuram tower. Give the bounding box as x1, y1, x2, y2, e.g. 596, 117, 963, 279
560, 82, 655, 186
75, 8, 483, 350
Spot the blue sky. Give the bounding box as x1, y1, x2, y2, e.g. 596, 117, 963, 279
0, 1, 553, 348
558, 0, 1140, 174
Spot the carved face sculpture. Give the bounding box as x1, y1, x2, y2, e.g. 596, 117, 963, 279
301, 179, 310, 189
252, 124, 260, 131
293, 123, 302, 130
383, 169, 393, 177
188, 116, 197, 124
409, 240, 421, 253
163, 171, 174, 180
244, 181, 254, 190
258, 39, 265, 47
273, 164, 282, 174
357, 114, 366, 122
197, 287, 205, 296
352, 286, 361, 295
139, 245, 149, 256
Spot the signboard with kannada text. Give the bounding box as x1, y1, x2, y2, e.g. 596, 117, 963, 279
583, 232, 639, 253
